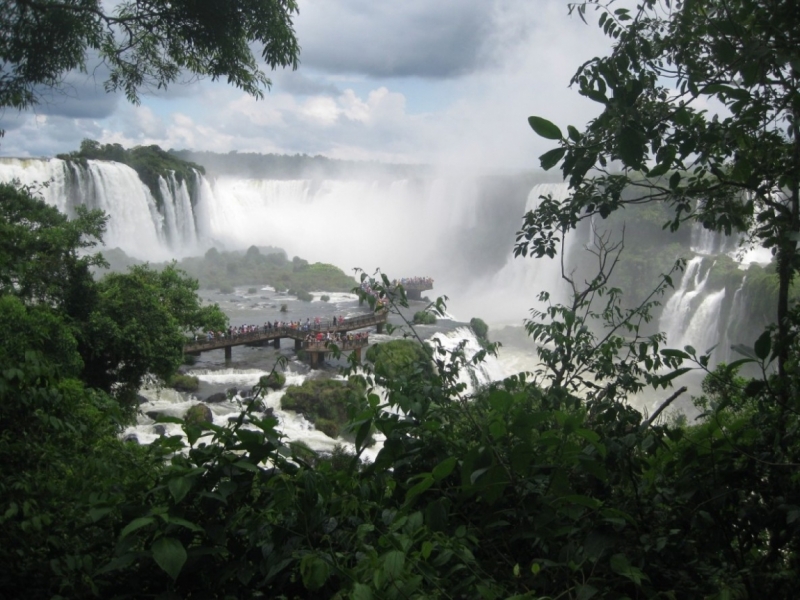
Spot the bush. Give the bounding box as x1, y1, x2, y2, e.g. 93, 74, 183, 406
182, 353, 197, 366
168, 373, 200, 392
280, 378, 365, 439
320, 294, 330, 302
259, 371, 286, 390
280, 303, 288, 312
413, 310, 437, 325
247, 287, 257, 294
219, 284, 234, 294
315, 417, 340, 438
295, 289, 313, 302
470, 317, 489, 341
366, 339, 434, 381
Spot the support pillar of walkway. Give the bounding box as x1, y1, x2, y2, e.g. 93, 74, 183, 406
273, 338, 280, 349
376, 322, 384, 334
309, 351, 324, 368
224, 346, 232, 362
352, 347, 362, 363
407, 289, 422, 301
295, 339, 302, 352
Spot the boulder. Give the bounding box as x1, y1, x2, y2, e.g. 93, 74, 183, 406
205, 392, 227, 404
153, 424, 167, 436
184, 403, 213, 426
123, 433, 139, 444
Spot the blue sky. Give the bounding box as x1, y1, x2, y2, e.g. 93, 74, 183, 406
0, 0, 613, 169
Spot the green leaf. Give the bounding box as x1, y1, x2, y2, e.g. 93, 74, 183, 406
300, 554, 330, 591
383, 550, 405, 580
754, 330, 772, 360
151, 537, 187, 581
120, 516, 155, 539
528, 116, 563, 140
404, 475, 434, 504
539, 147, 566, 170
168, 476, 192, 504
352, 583, 373, 600
432, 457, 457, 481
669, 171, 681, 189
617, 127, 645, 168
567, 125, 581, 142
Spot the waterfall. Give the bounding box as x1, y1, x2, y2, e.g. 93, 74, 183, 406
0, 158, 205, 261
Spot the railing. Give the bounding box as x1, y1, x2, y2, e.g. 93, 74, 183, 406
303, 338, 369, 352
184, 310, 386, 354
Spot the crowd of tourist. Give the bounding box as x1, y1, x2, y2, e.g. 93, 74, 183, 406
394, 276, 434, 288
195, 313, 374, 342
304, 331, 369, 346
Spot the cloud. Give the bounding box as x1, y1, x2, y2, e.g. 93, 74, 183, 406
295, 0, 496, 78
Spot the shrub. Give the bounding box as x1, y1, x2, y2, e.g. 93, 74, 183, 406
259, 371, 286, 390
320, 294, 330, 302
470, 317, 489, 341
182, 353, 197, 366
413, 310, 437, 325
295, 289, 313, 302
280, 303, 288, 312
366, 339, 434, 381
280, 379, 365, 440
219, 284, 234, 294
247, 287, 257, 294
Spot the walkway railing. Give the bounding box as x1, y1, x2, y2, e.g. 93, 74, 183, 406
184, 310, 386, 355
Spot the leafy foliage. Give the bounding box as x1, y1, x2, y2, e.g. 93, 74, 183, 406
280, 378, 366, 439
0, 0, 299, 114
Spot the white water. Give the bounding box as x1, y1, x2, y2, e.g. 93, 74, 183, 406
0, 158, 205, 261
2, 156, 769, 422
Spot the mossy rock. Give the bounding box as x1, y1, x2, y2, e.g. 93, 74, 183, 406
413, 310, 437, 325
280, 378, 365, 440
320, 294, 331, 302
365, 339, 434, 381
219, 284, 235, 294
184, 403, 213, 425
260, 371, 286, 390
315, 417, 340, 438
470, 317, 489, 341
168, 373, 200, 392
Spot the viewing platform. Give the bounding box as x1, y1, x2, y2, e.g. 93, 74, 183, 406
184, 311, 387, 368
395, 277, 434, 301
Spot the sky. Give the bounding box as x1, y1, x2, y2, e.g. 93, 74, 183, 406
0, 0, 614, 169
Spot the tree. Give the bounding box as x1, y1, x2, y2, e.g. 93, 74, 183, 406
0, 0, 299, 116
522, 0, 800, 394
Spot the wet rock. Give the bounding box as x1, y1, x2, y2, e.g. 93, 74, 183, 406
226, 387, 238, 397
153, 424, 167, 436
145, 410, 164, 421
123, 433, 139, 444
205, 392, 227, 404
136, 394, 149, 405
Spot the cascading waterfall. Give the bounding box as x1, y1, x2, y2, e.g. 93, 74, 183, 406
0, 155, 772, 371
0, 157, 204, 261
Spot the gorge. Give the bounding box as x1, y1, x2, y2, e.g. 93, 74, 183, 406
0, 152, 778, 375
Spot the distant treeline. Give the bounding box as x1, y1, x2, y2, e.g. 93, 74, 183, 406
170, 149, 434, 180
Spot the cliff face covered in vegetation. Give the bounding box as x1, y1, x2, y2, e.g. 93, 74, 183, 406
58, 140, 206, 210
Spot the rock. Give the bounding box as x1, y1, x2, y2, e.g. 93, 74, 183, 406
123, 433, 139, 444
184, 403, 213, 425
153, 424, 167, 435
205, 392, 227, 404
226, 387, 238, 397
136, 394, 149, 405
264, 407, 275, 418
145, 410, 164, 421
